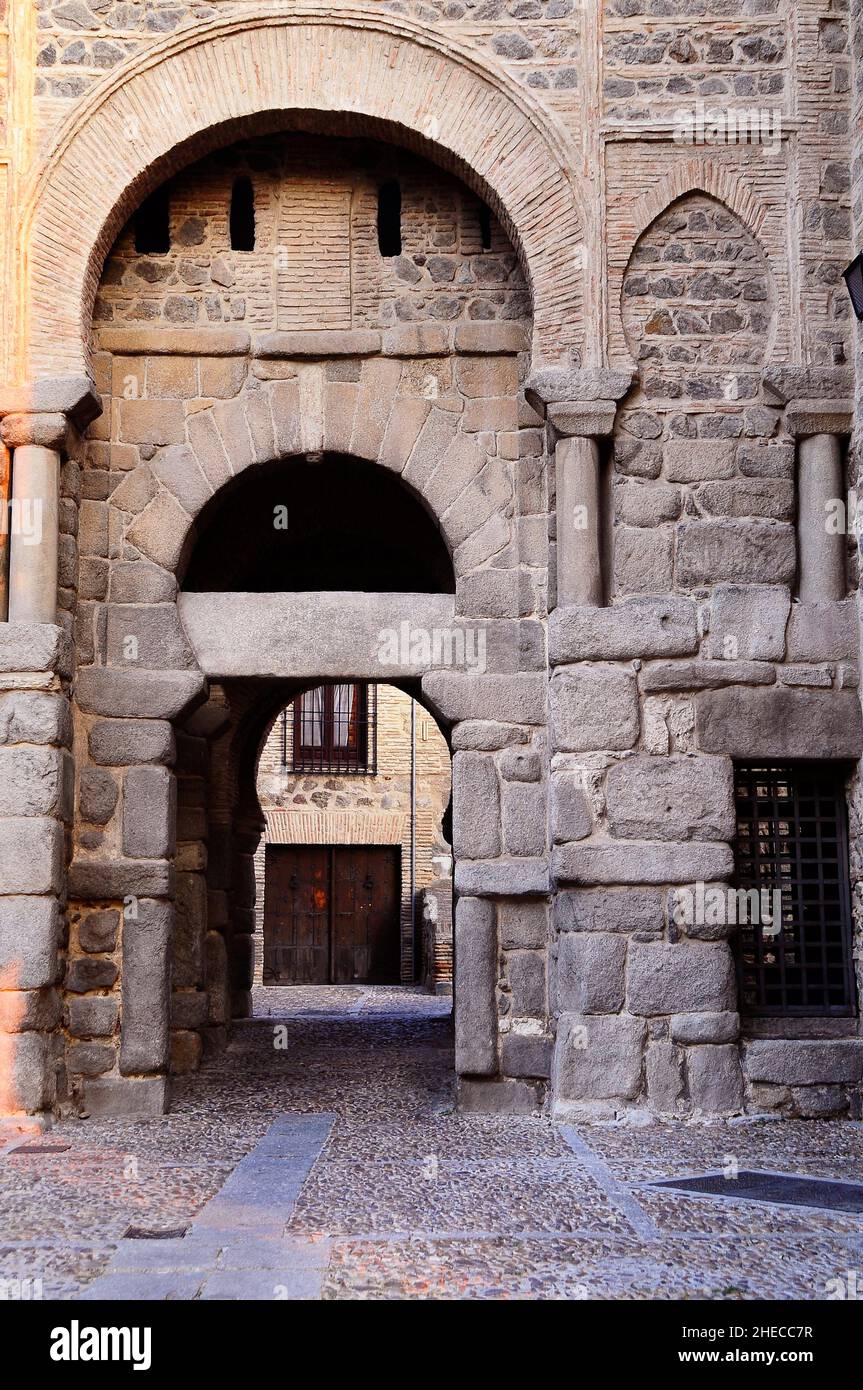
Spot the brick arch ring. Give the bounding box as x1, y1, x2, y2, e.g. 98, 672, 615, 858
115, 374, 503, 582
20, 3, 586, 382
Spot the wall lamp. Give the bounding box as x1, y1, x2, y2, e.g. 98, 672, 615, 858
843, 252, 863, 320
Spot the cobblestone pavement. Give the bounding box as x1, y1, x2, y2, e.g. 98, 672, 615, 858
1, 986, 863, 1299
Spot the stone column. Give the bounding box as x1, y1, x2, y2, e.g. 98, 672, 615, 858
797, 432, 845, 603
783, 397, 853, 604
7, 445, 60, 624
524, 372, 632, 611
555, 435, 602, 607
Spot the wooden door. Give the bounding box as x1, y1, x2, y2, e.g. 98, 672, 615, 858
263, 845, 330, 984
332, 845, 401, 984
263, 844, 400, 985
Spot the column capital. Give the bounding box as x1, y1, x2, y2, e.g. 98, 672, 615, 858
784, 399, 853, 439
1, 412, 69, 449
524, 367, 634, 438
0, 374, 100, 431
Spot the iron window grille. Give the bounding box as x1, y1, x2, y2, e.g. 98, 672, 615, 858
280, 682, 377, 776
733, 762, 857, 1017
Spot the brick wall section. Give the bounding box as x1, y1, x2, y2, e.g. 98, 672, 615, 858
252, 684, 452, 987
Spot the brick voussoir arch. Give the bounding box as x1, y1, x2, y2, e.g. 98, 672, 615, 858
122, 379, 499, 580
22, 3, 585, 380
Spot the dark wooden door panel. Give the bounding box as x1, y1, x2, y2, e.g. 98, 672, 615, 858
264, 844, 400, 985
263, 845, 330, 984
332, 845, 400, 984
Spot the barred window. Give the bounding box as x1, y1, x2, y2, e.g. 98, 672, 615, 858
281, 683, 377, 775
733, 763, 857, 1017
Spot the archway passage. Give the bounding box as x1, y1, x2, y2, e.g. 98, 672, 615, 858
183, 454, 455, 594
63, 97, 540, 1118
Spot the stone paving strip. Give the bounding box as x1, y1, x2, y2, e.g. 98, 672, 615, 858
558, 1124, 663, 1242
79, 1114, 335, 1301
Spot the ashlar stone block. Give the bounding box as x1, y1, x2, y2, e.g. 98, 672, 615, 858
552, 1012, 646, 1102
549, 665, 639, 753
605, 754, 735, 841
627, 940, 736, 1016
708, 584, 791, 661
558, 932, 627, 1014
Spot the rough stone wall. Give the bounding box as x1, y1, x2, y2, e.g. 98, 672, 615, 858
29, 1, 582, 140
2, 1, 863, 1120
94, 135, 529, 334
252, 683, 453, 987
615, 192, 789, 600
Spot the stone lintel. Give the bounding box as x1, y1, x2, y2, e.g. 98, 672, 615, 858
696, 686, 863, 758
254, 329, 382, 359
784, 399, 854, 438
762, 365, 854, 406
96, 327, 251, 357
179, 591, 457, 679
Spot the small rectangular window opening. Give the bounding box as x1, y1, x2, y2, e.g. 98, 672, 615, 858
478, 200, 492, 252
230, 176, 256, 252
134, 186, 171, 255
377, 180, 402, 257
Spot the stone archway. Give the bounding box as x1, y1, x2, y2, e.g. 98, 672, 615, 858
69, 395, 548, 1113
19, 4, 586, 381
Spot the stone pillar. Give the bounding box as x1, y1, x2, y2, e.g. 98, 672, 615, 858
524, 375, 632, 611
0, 443, 10, 622
782, 397, 853, 604
554, 435, 602, 607
797, 432, 845, 603
7, 445, 60, 624
0, 623, 72, 1116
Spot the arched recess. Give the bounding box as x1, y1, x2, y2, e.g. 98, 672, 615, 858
21, 4, 586, 380
608, 159, 788, 367
621, 189, 776, 386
